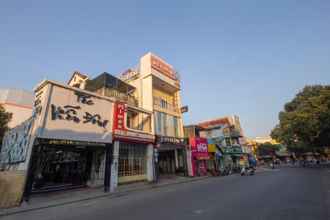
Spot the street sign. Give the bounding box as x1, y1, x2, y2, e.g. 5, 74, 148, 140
180, 106, 188, 113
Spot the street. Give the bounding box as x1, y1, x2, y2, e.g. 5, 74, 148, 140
2, 167, 329, 220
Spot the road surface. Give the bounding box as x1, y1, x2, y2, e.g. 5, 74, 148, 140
3, 167, 330, 220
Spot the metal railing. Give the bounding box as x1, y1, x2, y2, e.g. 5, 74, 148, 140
153, 96, 179, 113
105, 89, 138, 106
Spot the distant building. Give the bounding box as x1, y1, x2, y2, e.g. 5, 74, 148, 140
254, 136, 279, 145
0, 89, 33, 128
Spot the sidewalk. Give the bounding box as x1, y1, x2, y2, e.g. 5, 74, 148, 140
0, 176, 209, 217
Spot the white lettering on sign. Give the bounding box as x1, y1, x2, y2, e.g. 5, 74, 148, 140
197, 143, 208, 153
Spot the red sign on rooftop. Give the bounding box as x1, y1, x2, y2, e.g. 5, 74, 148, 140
198, 117, 230, 129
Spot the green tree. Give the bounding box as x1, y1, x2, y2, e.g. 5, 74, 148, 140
0, 104, 12, 146
257, 142, 281, 156
271, 85, 330, 151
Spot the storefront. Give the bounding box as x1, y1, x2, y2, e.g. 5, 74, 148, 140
30, 139, 106, 193
187, 137, 209, 177
0, 80, 115, 206
207, 142, 218, 175
111, 102, 155, 189
155, 136, 187, 177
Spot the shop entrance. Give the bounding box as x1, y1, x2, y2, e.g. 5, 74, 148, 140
30, 144, 102, 193
158, 150, 176, 175
118, 142, 147, 183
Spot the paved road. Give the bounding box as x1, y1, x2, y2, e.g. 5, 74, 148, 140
3, 168, 330, 220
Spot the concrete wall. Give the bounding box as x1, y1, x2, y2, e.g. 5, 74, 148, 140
0, 171, 26, 208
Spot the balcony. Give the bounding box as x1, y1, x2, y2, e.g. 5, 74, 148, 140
126, 107, 152, 133
153, 96, 179, 114
105, 89, 138, 107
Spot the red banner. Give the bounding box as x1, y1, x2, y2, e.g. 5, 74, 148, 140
189, 137, 209, 158
113, 102, 127, 131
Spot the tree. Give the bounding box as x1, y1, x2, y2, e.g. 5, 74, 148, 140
0, 104, 12, 146
257, 142, 281, 156
271, 85, 330, 151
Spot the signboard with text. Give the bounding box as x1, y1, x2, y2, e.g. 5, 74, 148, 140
39, 83, 113, 143
150, 55, 177, 81
189, 137, 209, 159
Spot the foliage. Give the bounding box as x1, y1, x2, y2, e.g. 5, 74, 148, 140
257, 142, 281, 156
0, 104, 12, 145
271, 85, 330, 151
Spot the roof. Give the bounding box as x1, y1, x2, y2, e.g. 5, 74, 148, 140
85, 72, 136, 94
67, 71, 89, 85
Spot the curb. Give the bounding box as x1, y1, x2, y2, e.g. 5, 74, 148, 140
0, 176, 209, 217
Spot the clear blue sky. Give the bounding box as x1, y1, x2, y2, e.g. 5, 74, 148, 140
1, 1, 330, 138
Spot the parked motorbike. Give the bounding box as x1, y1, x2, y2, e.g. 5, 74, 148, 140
241, 167, 255, 176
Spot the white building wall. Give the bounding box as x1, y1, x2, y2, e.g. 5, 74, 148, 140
2, 104, 33, 128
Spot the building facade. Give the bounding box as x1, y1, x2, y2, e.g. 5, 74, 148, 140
119, 53, 187, 177
185, 116, 247, 173
0, 52, 187, 207
0, 89, 34, 128
0, 80, 115, 207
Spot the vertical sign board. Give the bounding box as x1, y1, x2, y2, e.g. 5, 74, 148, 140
113, 102, 127, 132
189, 137, 209, 176
39, 83, 113, 143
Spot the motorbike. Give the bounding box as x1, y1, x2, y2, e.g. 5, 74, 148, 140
241, 166, 255, 176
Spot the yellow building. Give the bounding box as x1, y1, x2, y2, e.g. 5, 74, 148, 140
254, 136, 279, 145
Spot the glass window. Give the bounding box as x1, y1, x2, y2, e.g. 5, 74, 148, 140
126, 108, 151, 132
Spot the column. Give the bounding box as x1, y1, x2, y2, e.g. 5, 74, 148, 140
146, 144, 155, 182
110, 141, 119, 192
104, 143, 113, 192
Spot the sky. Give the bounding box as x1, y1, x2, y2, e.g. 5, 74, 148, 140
1, 0, 330, 138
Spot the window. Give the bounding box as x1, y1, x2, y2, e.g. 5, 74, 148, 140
126, 108, 151, 132
154, 112, 180, 137
173, 116, 179, 137
118, 143, 147, 177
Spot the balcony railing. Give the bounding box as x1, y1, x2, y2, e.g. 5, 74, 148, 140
153, 96, 179, 113
126, 107, 152, 133
105, 89, 138, 106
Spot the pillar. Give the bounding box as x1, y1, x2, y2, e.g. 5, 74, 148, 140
104, 143, 113, 192
146, 144, 154, 182
110, 140, 119, 192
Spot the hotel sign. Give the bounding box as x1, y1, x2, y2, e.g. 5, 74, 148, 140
151, 55, 177, 81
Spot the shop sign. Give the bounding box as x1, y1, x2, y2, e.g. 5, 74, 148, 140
180, 106, 188, 113
156, 135, 186, 145
151, 55, 177, 81
190, 137, 209, 158
198, 118, 230, 129
113, 102, 127, 131
39, 83, 113, 143
223, 146, 243, 155
37, 138, 106, 147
